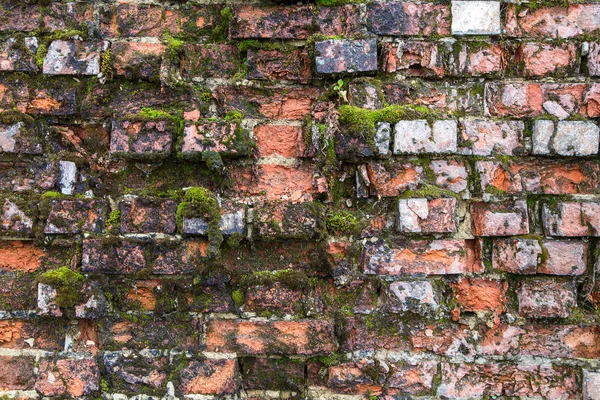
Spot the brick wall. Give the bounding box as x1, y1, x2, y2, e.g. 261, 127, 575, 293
0, 0, 600, 398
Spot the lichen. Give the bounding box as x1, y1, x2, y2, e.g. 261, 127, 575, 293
38, 267, 85, 308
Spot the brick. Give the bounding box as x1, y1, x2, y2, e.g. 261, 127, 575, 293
99, 4, 190, 37
363, 239, 483, 275
242, 358, 304, 391
328, 360, 438, 395
397, 197, 457, 233
430, 160, 468, 193
0, 319, 63, 350
246, 49, 311, 83
44, 199, 106, 234
438, 363, 577, 399
102, 317, 199, 350
315, 39, 377, 74
110, 119, 174, 159
245, 281, 304, 314
179, 359, 238, 395
382, 41, 445, 77
181, 120, 251, 158
82, 239, 146, 274
448, 42, 507, 76
362, 161, 423, 197
0, 271, 37, 311
215, 86, 318, 121
230, 5, 315, 39
584, 370, 600, 400
112, 42, 165, 80
461, 119, 525, 155
386, 280, 439, 314
0, 162, 57, 193
533, 120, 599, 156
254, 201, 316, 239
544, 83, 586, 117
254, 124, 305, 158
232, 164, 314, 201
316, 5, 363, 37
471, 200, 529, 236
411, 324, 476, 357
519, 42, 576, 77
35, 358, 99, 397
120, 197, 177, 234
1, 199, 35, 235
366, 2, 450, 36
506, 3, 600, 38
587, 42, 600, 76
542, 201, 600, 237
183, 205, 245, 236
0, 241, 44, 272
518, 279, 576, 318
0, 37, 38, 72
476, 160, 600, 194
493, 239, 587, 275
485, 82, 543, 117
393, 120, 457, 154
451, 278, 507, 314
43, 40, 101, 75
103, 352, 168, 393
206, 319, 336, 355
0, 121, 42, 154
181, 44, 240, 80
0, 356, 35, 390
58, 160, 77, 196
520, 325, 600, 358
27, 86, 77, 115
451, 1, 500, 35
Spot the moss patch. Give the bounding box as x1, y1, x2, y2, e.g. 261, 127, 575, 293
177, 187, 223, 257
38, 267, 85, 308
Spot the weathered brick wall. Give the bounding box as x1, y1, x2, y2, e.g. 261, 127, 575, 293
1, 0, 600, 398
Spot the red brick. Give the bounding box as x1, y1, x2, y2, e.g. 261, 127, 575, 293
110, 119, 174, 159
125, 280, 159, 311
44, 199, 107, 234
518, 42, 577, 77
246, 49, 311, 83
181, 44, 240, 79
493, 238, 587, 275
179, 359, 238, 395
245, 281, 304, 314
449, 42, 507, 76
363, 239, 483, 275
542, 201, 600, 237
27, 87, 77, 115
476, 160, 600, 194
0, 120, 42, 155
338, 316, 409, 352
254, 124, 305, 158
254, 201, 317, 238
411, 324, 476, 357
316, 5, 363, 37
206, 319, 336, 355
471, 200, 529, 236
0, 320, 63, 350
0, 272, 37, 311
544, 83, 586, 117
0, 355, 35, 390
481, 324, 600, 359
485, 82, 543, 117
430, 160, 468, 193
120, 197, 177, 234
460, 120, 525, 156
518, 279, 576, 318
230, 5, 315, 39
82, 239, 146, 274
35, 358, 99, 397
0, 37, 38, 72
363, 161, 423, 197
366, 2, 451, 36
439, 363, 577, 399
0, 241, 45, 272
102, 318, 199, 350
451, 278, 507, 315
232, 164, 314, 201
381, 41, 445, 77
112, 42, 165, 80
181, 120, 251, 158
506, 4, 600, 38
397, 197, 457, 233
328, 360, 438, 395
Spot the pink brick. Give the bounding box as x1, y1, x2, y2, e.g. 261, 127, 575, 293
397, 197, 457, 233
485, 82, 544, 117
461, 120, 525, 155
518, 279, 576, 318
519, 42, 576, 76
543, 201, 600, 236
471, 200, 529, 236
506, 3, 600, 38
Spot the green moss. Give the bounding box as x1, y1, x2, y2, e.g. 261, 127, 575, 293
326, 210, 362, 234
35, 42, 48, 68
237, 40, 295, 53
399, 184, 459, 199
210, 7, 232, 42
0, 110, 34, 125
41, 191, 66, 199
231, 289, 244, 307
107, 209, 121, 227
38, 267, 85, 308
177, 187, 223, 257
163, 32, 184, 62
240, 269, 310, 291
101, 49, 113, 81
224, 110, 244, 121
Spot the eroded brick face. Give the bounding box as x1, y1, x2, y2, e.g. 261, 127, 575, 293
0, 1, 598, 398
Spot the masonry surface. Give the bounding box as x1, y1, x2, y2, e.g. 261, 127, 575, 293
0, 0, 600, 399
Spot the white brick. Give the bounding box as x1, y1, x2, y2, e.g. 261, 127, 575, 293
451, 1, 501, 35
393, 120, 457, 154
533, 120, 599, 156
